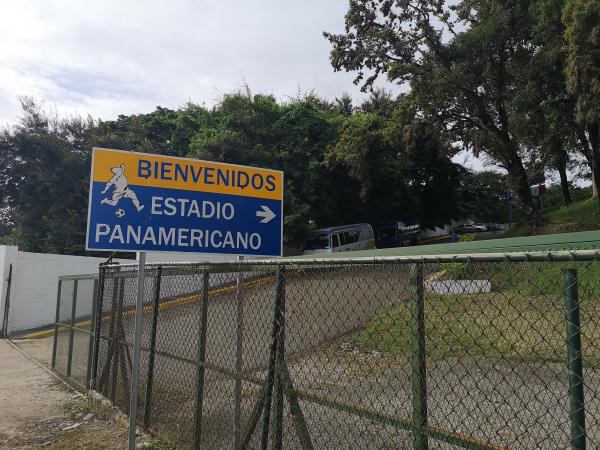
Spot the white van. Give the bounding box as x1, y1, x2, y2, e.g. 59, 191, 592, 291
303, 224, 375, 255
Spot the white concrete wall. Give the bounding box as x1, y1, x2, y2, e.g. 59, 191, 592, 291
425, 279, 492, 295
0, 246, 271, 335
421, 226, 451, 239
0, 246, 127, 335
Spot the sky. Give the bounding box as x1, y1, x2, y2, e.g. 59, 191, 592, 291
0, 0, 396, 123
0, 0, 491, 170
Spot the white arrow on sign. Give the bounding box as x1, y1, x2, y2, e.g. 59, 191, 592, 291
256, 205, 276, 224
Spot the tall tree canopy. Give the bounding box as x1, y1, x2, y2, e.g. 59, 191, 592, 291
324, 0, 538, 208
324, 0, 599, 208
563, 0, 600, 201
0, 98, 94, 253
0, 93, 504, 254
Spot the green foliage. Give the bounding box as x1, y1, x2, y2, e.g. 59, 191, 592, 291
544, 197, 600, 228
142, 436, 179, 450
1, 1, 598, 254
441, 262, 468, 279
563, 0, 600, 124
0, 228, 19, 246
324, 0, 543, 208
324, 0, 600, 208
458, 233, 476, 242
444, 259, 600, 297
562, 0, 600, 205
539, 184, 592, 210
0, 97, 94, 254
505, 195, 600, 237
1, 92, 489, 253
457, 171, 510, 223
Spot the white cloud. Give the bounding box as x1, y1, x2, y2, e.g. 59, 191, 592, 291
0, 0, 401, 126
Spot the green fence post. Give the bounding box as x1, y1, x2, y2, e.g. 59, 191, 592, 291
261, 265, 286, 450
409, 263, 428, 450
239, 266, 286, 449
144, 266, 162, 431
193, 269, 210, 450
110, 278, 125, 402
90, 267, 105, 391
271, 265, 286, 450
87, 278, 99, 388
98, 273, 120, 394
66, 280, 79, 378
51, 279, 62, 369
564, 268, 586, 449
234, 257, 245, 449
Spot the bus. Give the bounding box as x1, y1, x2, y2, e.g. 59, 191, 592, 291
375, 221, 421, 248
303, 223, 375, 255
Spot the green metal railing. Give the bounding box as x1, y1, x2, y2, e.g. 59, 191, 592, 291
75, 249, 600, 448
51, 273, 99, 389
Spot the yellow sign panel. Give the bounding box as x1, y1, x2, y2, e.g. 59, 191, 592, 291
92, 148, 283, 201
86, 148, 284, 256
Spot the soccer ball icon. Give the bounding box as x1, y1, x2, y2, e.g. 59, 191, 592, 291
115, 208, 125, 218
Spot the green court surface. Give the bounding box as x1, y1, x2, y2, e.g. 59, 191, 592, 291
288, 230, 600, 260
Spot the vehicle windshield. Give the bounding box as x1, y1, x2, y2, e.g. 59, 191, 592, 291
304, 233, 330, 250
377, 226, 396, 238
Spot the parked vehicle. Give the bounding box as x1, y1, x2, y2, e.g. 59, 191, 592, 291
453, 223, 487, 234
485, 223, 504, 232
303, 223, 375, 255
375, 221, 421, 248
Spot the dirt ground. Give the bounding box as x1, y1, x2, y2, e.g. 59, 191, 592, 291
0, 339, 130, 449
11, 337, 54, 367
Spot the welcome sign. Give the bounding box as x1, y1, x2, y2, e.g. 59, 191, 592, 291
85, 148, 283, 256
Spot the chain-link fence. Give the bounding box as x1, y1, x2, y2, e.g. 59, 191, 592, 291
52, 273, 99, 388
89, 251, 600, 449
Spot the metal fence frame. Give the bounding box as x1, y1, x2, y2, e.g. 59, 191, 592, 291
47, 249, 600, 448
51, 273, 99, 389
83, 249, 599, 449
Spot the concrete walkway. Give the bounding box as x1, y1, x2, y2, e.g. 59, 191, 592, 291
0, 340, 128, 449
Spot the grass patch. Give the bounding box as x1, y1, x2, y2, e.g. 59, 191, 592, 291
504, 198, 600, 237
142, 436, 179, 450
350, 290, 600, 367
441, 261, 600, 297
545, 198, 600, 227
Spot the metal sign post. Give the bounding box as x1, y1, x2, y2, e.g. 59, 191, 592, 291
128, 251, 146, 450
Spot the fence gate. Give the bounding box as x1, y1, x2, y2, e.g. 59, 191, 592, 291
90, 253, 600, 450
51, 273, 99, 389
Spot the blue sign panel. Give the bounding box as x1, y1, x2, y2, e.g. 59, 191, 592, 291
86, 148, 283, 256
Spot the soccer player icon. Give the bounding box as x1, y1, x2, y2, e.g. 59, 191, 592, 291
100, 164, 144, 212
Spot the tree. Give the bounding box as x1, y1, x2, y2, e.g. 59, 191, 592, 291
458, 170, 511, 223
324, 0, 542, 209
0, 98, 94, 253
563, 0, 600, 203
0, 91, 510, 254
327, 97, 463, 228
511, 0, 576, 206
